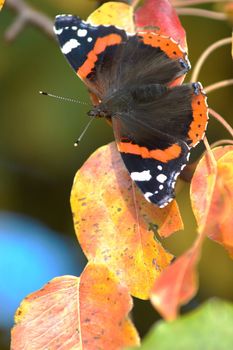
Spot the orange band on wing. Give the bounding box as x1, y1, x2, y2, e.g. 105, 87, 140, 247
138, 32, 186, 61
118, 142, 182, 162
188, 88, 208, 146
77, 34, 123, 79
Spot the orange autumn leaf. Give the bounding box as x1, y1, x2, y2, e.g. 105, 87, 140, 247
191, 146, 233, 258
87, 2, 135, 33
71, 143, 183, 299
150, 232, 204, 321
11, 263, 139, 350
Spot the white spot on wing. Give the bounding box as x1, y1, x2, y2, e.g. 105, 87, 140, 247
54, 27, 63, 35
144, 192, 153, 202
131, 170, 152, 181
61, 39, 80, 54
157, 165, 163, 171
181, 164, 186, 171
156, 174, 167, 183
87, 37, 93, 43
159, 185, 164, 190
77, 29, 88, 37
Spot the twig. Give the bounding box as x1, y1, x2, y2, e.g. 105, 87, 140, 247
204, 79, 233, 94
191, 37, 232, 82
176, 7, 226, 20
173, 0, 231, 6
5, 0, 54, 42
209, 108, 233, 137
210, 139, 233, 148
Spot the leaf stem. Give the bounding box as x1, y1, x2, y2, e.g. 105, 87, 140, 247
131, 0, 141, 8
203, 137, 217, 171
191, 37, 232, 82
209, 108, 233, 137
204, 79, 233, 93
176, 7, 226, 20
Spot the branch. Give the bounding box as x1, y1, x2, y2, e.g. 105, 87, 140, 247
173, 0, 232, 6
205, 79, 233, 93
5, 0, 54, 42
176, 7, 226, 20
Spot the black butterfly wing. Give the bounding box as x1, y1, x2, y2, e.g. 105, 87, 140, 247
112, 117, 190, 208
54, 15, 190, 99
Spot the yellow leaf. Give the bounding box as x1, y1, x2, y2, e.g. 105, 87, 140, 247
71, 143, 184, 299
87, 2, 135, 33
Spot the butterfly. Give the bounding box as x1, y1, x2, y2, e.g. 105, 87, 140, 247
54, 14, 208, 208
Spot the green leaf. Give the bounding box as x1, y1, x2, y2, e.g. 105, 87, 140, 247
128, 299, 233, 350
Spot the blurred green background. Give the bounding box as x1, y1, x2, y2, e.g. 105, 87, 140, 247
0, 0, 233, 349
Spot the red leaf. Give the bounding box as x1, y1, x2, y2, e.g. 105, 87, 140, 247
191, 146, 233, 258
11, 263, 139, 350
135, 0, 187, 50
150, 233, 204, 320
71, 143, 183, 299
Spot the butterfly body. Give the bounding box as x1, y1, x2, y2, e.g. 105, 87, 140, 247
54, 15, 208, 208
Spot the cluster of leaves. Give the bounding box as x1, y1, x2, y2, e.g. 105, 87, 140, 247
6, 0, 233, 349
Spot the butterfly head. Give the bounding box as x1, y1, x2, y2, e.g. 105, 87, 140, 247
87, 105, 111, 120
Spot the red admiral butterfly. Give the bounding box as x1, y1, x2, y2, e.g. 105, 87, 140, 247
54, 15, 208, 208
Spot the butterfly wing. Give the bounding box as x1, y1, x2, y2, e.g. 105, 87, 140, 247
112, 117, 190, 207
54, 15, 190, 99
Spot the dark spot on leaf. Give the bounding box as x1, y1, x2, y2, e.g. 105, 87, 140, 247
148, 222, 159, 233
117, 207, 122, 212
197, 101, 201, 105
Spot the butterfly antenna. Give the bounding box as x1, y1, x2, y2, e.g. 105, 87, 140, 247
39, 91, 89, 106
74, 117, 95, 147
